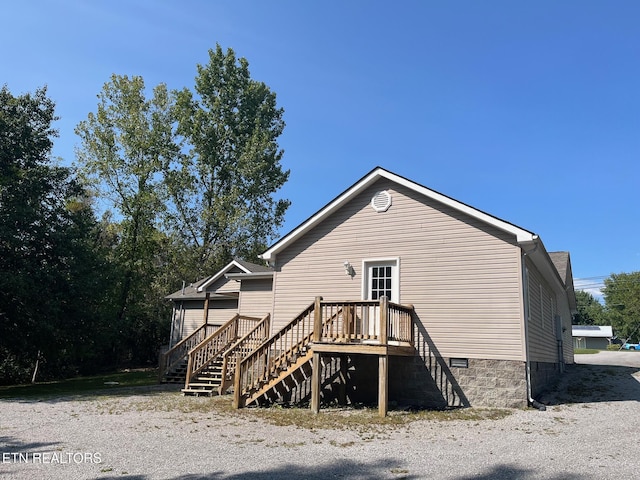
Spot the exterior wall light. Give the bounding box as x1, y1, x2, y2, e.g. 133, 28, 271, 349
343, 261, 354, 276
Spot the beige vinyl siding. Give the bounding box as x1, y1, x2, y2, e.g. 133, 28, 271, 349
179, 301, 207, 338
272, 178, 525, 361
205, 272, 241, 294
175, 299, 238, 341
238, 278, 274, 319
206, 298, 239, 326
525, 259, 559, 362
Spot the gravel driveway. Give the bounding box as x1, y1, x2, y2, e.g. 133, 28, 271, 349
2, 352, 639, 480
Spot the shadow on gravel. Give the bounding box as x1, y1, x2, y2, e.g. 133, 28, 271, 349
0, 436, 61, 453
97, 459, 420, 480
540, 363, 640, 405
93, 461, 585, 480
454, 464, 583, 480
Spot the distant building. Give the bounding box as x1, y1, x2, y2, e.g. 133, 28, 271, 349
572, 325, 613, 350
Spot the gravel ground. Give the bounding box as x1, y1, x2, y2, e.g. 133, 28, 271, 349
1, 352, 640, 480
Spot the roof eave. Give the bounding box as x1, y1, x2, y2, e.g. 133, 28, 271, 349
261, 167, 538, 262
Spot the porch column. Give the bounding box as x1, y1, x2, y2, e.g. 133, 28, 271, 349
378, 353, 388, 417
313, 296, 323, 341
311, 351, 321, 414
379, 295, 388, 344
203, 292, 210, 326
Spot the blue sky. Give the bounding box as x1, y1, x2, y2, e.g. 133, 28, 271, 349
3, 1, 639, 296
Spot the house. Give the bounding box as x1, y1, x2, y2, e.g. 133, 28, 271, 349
572, 325, 614, 350
161, 167, 576, 414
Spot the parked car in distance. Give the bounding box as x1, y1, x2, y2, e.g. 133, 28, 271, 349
622, 342, 639, 350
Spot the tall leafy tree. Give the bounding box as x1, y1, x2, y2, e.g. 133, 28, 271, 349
167, 44, 290, 276
0, 86, 110, 383
75, 75, 181, 364
574, 290, 607, 326
603, 272, 640, 342
75, 75, 178, 325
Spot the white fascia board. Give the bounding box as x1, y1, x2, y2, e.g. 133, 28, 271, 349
260, 167, 538, 262
225, 272, 274, 280
523, 240, 567, 295
196, 260, 252, 292
260, 170, 383, 262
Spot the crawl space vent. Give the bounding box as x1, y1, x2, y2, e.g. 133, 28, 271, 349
371, 190, 392, 213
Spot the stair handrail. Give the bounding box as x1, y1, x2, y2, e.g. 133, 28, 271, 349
184, 314, 261, 389
234, 297, 344, 408
218, 313, 271, 395
158, 322, 218, 381
233, 301, 315, 408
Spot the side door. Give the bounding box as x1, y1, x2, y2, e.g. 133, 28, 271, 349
362, 259, 399, 339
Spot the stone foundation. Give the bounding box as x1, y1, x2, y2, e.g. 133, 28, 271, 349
286, 352, 555, 410
386, 355, 529, 409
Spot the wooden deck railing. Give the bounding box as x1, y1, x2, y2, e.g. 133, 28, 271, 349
233, 297, 414, 408
184, 314, 262, 389
217, 314, 270, 394
317, 298, 414, 344
158, 323, 219, 381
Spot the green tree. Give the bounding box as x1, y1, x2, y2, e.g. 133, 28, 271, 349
75, 75, 179, 363
603, 272, 640, 342
167, 44, 290, 276
0, 86, 111, 383
574, 290, 608, 326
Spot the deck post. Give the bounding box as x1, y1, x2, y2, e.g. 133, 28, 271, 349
338, 354, 347, 406
232, 354, 242, 409
379, 296, 388, 344
311, 351, 321, 414
378, 353, 388, 417
202, 292, 210, 326
378, 296, 389, 417
313, 296, 323, 342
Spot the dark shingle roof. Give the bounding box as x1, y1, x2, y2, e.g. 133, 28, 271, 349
164, 259, 272, 300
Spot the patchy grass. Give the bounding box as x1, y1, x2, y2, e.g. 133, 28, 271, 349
103, 391, 512, 433
574, 348, 600, 355
0, 370, 158, 399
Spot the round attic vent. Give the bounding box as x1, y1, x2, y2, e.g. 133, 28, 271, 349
371, 190, 392, 212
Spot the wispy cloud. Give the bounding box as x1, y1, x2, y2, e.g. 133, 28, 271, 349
574, 278, 605, 300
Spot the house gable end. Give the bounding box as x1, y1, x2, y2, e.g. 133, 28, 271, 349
260, 167, 537, 263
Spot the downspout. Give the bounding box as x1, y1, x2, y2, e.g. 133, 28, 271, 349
521, 242, 546, 411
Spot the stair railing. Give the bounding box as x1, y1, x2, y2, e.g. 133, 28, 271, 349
233, 297, 415, 408
234, 297, 346, 408
218, 314, 271, 395
184, 314, 261, 390
233, 301, 317, 408
158, 322, 219, 381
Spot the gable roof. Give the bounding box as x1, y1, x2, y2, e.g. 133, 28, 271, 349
196, 259, 272, 292
165, 277, 211, 300
549, 251, 577, 311
261, 166, 537, 263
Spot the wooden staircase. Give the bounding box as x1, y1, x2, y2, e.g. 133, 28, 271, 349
233, 297, 416, 414
245, 348, 314, 405
181, 359, 225, 396
234, 299, 340, 408
162, 359, 188, 384
182, 314, 271, 396
159, 323, 220, 384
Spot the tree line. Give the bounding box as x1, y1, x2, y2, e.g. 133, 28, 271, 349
0, 45, 290, 384
574, 272, 640, 343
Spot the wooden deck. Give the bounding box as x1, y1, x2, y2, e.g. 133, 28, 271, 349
234, 297, 416, 417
